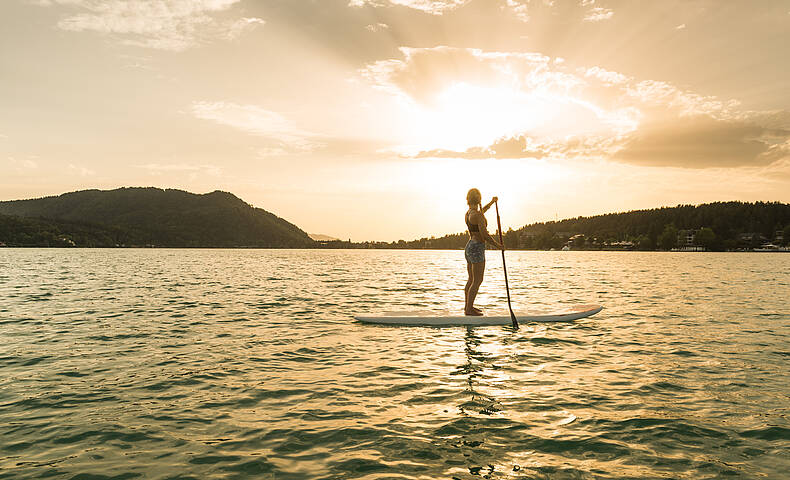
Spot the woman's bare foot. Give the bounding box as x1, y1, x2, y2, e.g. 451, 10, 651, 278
464, 309, 484, 316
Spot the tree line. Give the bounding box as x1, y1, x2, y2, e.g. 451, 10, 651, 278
3, 195, 788, 250
322, 201, 790, 251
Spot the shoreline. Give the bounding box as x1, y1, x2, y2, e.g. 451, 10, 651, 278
1, 245, 788, 252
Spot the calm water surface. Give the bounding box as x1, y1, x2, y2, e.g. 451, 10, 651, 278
1, 249, 788, 479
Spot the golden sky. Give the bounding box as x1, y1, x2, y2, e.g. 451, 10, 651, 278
2, 0, 789, 240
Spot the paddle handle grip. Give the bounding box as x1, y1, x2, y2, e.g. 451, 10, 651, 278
495, 203, 505, 251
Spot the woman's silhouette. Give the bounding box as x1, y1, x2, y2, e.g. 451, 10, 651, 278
464, 188, 501, 316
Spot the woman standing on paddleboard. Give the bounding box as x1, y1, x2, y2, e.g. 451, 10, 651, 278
464, 188, 502, 316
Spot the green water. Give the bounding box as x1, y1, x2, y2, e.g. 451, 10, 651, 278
1, 249, 788, 479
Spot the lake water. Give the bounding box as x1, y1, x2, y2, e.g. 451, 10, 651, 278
1, 249, 788, 479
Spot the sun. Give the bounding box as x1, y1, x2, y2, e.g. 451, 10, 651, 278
402, 82, 552, 153
395, 156, 572, 233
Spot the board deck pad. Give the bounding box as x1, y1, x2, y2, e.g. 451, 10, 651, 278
356, 304, 603, 326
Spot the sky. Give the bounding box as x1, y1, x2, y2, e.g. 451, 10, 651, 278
1, 0, 789, 241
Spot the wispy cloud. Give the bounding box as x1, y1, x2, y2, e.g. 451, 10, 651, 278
624, 79, 738, 117
191, 101, 323, 152
413, 134, 619, 160
415, 135, 551, 159
6, 156, 39, 173
225, 17, 265, 40
365, 22, 389, 32
505, 0, 530, 22
348, 0, 468, 15
38, 0, 262, 51
584, 7, 613, 22
360, 46, 568, 104
583, 66, 628, 86
68, 163, 95, 177
135, 163, 223, 176
501, 0, 614, 23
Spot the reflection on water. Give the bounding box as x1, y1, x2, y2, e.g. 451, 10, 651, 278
0, 249, 788, 479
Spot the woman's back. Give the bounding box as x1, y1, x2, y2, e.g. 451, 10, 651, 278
466, 208, 486, 242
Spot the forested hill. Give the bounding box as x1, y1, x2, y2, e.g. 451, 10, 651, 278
357, 202, 790, 251
515, 202, 790, 250
0, 188, 315, 248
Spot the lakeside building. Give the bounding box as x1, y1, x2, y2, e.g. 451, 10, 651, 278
677, 229, 697, 247
672, 246, 705, 252
737, 232, 767, 245
604, 241, 635, 250
58, 236, 76, 247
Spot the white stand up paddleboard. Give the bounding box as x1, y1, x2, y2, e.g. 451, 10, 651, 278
356, 304, 602, 326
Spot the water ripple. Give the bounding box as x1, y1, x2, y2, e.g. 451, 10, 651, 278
1, 249, 788, 479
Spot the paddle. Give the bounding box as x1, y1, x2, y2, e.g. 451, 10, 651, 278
494, 201, 519, 330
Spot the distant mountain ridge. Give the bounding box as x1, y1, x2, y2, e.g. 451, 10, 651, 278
309, 233, 340, 241
0, 187, 315, 248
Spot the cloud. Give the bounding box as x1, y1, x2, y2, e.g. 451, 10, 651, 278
415, 135, 550, 159
736, 110, 790, 130
414, 133, 618, 160
583, 66, 628, 86
68, 163, 95, 176
758, 158, 790, 181
360, 46, 575, 106
365, 22, 389, 32
501, 0, 614, 23
412, 112, 790, 167
352, 0, 619, 19
624, 79, 738, 117
6, 156, 40, 173
225, 17, 265, 41
39, 0, 261, 51
360, 45, 790, 168
583, 6, 613, 22
506, 0, 530, 22
413, 114, 790, 168
256, 147, 289, 157
348, 0, 468, 15
135, 163, 223, 176
614, 116, 790, 168
359, 46, 639, 133
191, 101, 323, 151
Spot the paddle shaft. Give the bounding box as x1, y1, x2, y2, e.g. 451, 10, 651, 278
494, 201, 519, 329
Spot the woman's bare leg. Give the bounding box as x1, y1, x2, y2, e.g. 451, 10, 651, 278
464, 265, 483, 314
465, 262, 485, 315
464, 262, 473, 310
